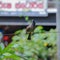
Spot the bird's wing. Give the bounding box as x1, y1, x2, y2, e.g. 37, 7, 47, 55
26, 25, 31, 33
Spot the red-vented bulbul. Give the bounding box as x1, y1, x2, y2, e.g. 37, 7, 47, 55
26, 20, 36, 40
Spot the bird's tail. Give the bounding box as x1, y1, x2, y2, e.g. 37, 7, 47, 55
28, 32, 31, 40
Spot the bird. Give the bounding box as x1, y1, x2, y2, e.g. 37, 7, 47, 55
26, 20, 36, 40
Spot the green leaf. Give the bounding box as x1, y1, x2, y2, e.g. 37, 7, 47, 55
14, 30, 22, 35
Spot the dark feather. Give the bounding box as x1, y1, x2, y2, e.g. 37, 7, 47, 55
28, 33, 31, 40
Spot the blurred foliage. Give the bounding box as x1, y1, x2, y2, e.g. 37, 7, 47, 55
0, 26, 57, 60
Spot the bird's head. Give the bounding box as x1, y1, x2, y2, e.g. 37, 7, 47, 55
32, 20, 35, 26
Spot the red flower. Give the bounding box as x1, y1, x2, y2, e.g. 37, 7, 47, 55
3, 36, 9, 41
